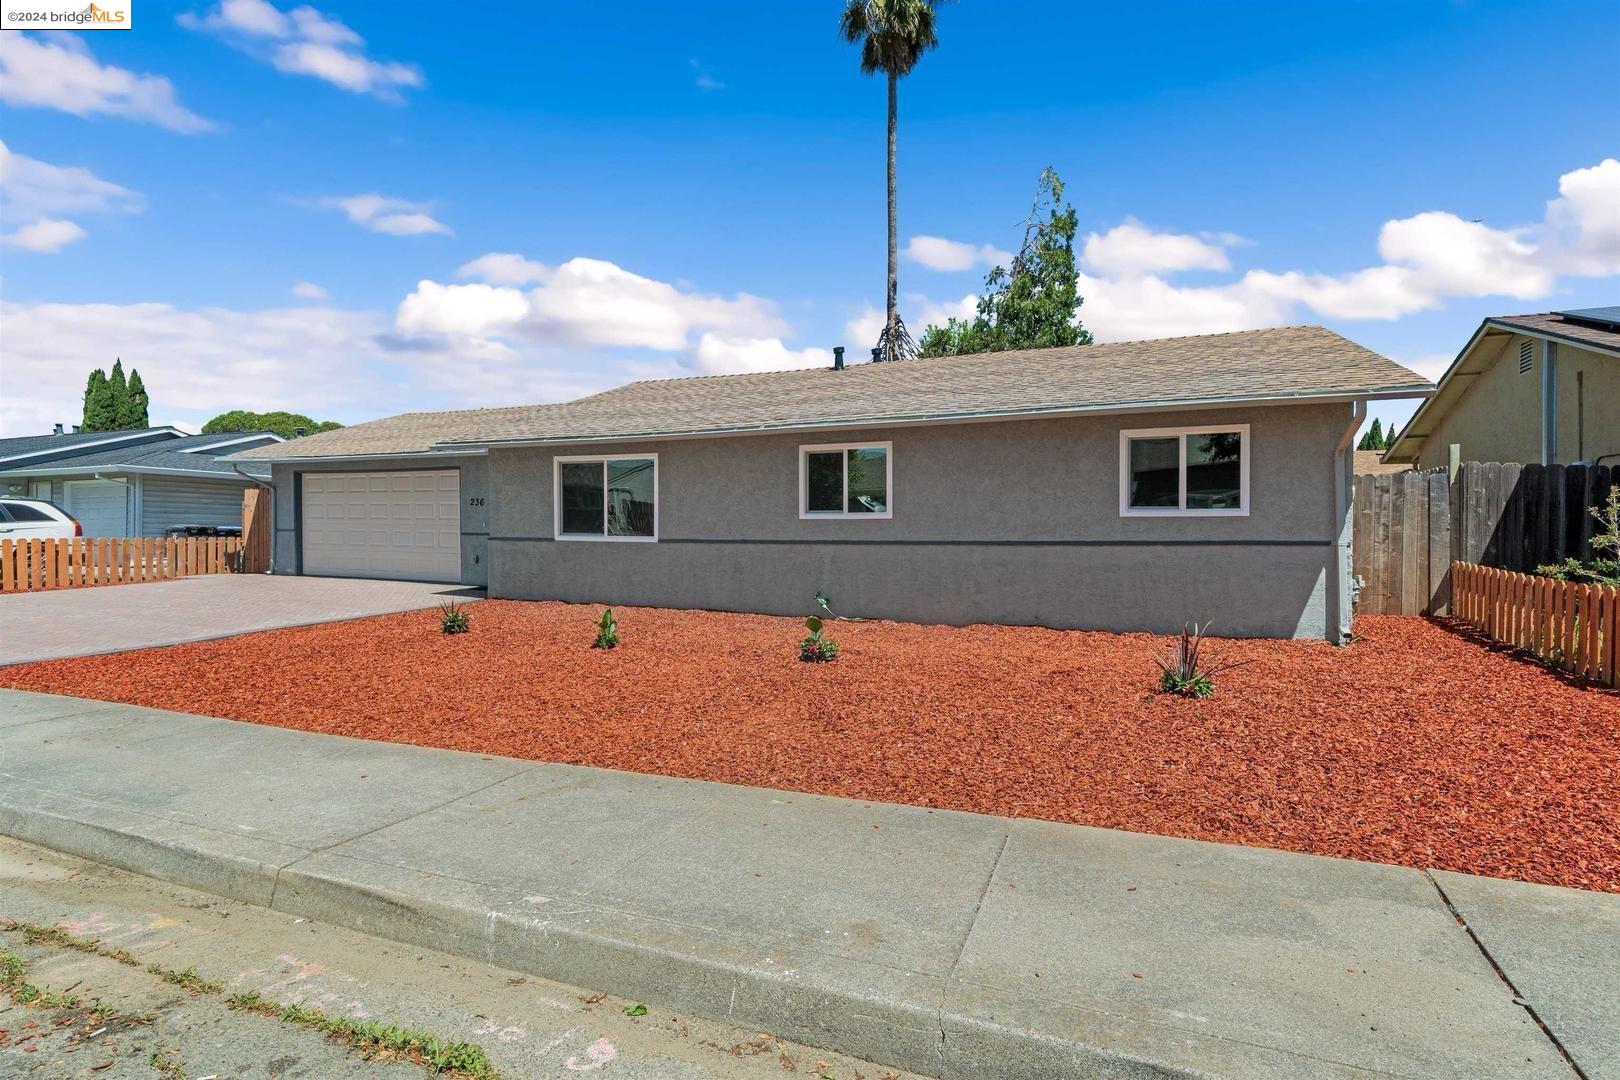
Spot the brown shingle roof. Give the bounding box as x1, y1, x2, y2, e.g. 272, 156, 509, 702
1353, 451, 1411, 476
237, 325, 1430, 460
1486, 312, 1620, 354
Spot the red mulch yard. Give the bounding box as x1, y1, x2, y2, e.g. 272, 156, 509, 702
3, 602, 1616, 893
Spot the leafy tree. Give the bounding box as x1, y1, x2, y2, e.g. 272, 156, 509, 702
81, 368, 115, 432
202, 409, 344, 439
840, 0, 944, 363
1357, 418, 1385, 452
919, 167, 1091, 357
122, 367, 150, 428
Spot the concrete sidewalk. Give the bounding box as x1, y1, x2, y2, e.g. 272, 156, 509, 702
1, 689, 1613, 1080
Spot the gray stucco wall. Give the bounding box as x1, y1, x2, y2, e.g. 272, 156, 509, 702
270, 456, 489, 585
483, 402, 1354, 639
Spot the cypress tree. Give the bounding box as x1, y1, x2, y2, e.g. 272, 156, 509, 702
107, 359, 131, 430
1357, 418, 1384, 452
124, 368, 150, 428
82, 368, 115, 432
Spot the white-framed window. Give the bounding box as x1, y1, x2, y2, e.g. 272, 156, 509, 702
799, 441, 892, 519
554, 454, 658, 541
1119, 424, 1249, 517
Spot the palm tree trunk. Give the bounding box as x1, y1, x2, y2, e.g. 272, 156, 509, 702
885, 68, 898, 357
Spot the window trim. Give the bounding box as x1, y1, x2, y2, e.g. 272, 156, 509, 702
798, 441, 894, 520
553, 453, 659, 542
1119, 424, 1250, 518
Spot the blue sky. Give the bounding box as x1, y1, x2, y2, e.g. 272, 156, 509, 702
1, 0, 1617, 436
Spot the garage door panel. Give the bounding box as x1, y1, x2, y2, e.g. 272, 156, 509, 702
302, 470, 460, 582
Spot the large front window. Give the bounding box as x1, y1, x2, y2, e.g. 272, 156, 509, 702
1120, 426, 1248, 516
555, 455, 658, 540
800, 442, 892, 519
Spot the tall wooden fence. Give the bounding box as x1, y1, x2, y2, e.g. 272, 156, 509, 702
0, 537, 242, 593
1355, 462, 1616, 615
1453, 562, 1618, 687
241, 487, 272, 574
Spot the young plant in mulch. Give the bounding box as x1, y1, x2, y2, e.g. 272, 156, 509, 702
799, 615, 840, 663
593, 608, 619, 649
439, 601, 471, 635
1152, 622, 1245, 699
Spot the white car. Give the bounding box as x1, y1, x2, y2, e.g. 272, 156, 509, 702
0, 497, 82, 540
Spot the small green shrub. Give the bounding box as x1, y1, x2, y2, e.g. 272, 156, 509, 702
799, 615, 840, 663
439, 601, 470, 635
593, 607, 619, 649
1536, 486, 1620, 586
1152, 622, 1242, 699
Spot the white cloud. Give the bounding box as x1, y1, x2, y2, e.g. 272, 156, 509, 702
291, 281, 329, 300
3, 218, 86, 253
400, 255, 785, 351
691, 334, 830, 375
689, 59, 724, 92
0, 140, 142, 252
457, 252, 547, 286
0, 297, 623, 437
0, 34, 211, 132
325, 193, 451, 236
843, 305, 884, 348
1055, 159, 1620, 342
0, 140, 143, 219
1082, 218, 1235, 277
183, 0, 422, 100
1542, 158, 1620, 277
904, 235, 1013, 272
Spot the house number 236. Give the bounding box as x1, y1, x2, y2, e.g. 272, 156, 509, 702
468, 497, 486, 507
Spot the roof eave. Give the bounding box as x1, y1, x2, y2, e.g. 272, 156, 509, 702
434, 384, 1436, 452
0, 464, 269, 479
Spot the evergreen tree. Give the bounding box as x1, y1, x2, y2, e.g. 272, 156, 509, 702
1382, 422, 1398, 450
919, 167, 1090, 357
1357, 418, 1385, 452
81, 368, 116, 432
107, 359, 131, 429
123, 367, 151, 428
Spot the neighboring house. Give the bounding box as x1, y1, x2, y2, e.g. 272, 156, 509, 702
1384, 307, 1620, 470
1353, 451, 1411, 476
233, 326, 1430, 641
0, 427, 281, 537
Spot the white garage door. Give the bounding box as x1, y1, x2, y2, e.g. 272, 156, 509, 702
64, 479, 128, 537
302, 471, 461, 583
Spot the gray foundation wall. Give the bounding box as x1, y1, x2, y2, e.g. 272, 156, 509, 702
270, 456, 489, 586
484, 403, 1353, 639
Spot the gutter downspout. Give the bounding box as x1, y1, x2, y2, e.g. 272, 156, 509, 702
231, 464, 275, 574
1332, 400, 1368, 645
1540, 339, 1558, 465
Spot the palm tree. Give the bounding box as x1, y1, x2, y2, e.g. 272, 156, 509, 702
840, 0, 942, 362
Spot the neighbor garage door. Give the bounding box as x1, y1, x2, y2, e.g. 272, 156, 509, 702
302, 471, 461, 582
64, 479, 128, 537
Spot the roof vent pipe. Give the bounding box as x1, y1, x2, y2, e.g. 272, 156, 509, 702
833, 346, 845, 371
294, 426, 307, 438
871, 347, 883, 363
53, 423, 64, 435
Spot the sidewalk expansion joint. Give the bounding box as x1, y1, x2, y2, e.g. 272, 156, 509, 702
936, 826, 1010, 1071
303, 763, 548, 861
1425, 869, 1588, 1080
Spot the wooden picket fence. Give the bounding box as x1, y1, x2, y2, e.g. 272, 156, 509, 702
0, 536, 243, 593
1452, 561, 1619, 687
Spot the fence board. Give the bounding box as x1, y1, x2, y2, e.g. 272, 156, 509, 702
1356, 462, 1618, 616
0, 534, 246, 593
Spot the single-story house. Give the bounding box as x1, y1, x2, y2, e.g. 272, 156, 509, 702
0, 426, 281, 537
233, 326, 1431, 641
1384, 308, 1620, 470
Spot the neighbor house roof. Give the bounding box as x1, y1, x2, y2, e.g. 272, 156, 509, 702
1385, 309, 1620, 463
0, 426, 187, 466
237, 325, 1432, 461
0, 432, 280, 478
1353, 451, 1411, 476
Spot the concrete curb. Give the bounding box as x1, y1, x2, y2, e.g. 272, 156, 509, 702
0, 790, 1198, 1079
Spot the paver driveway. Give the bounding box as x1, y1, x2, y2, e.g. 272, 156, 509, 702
0, 575, 480, 665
